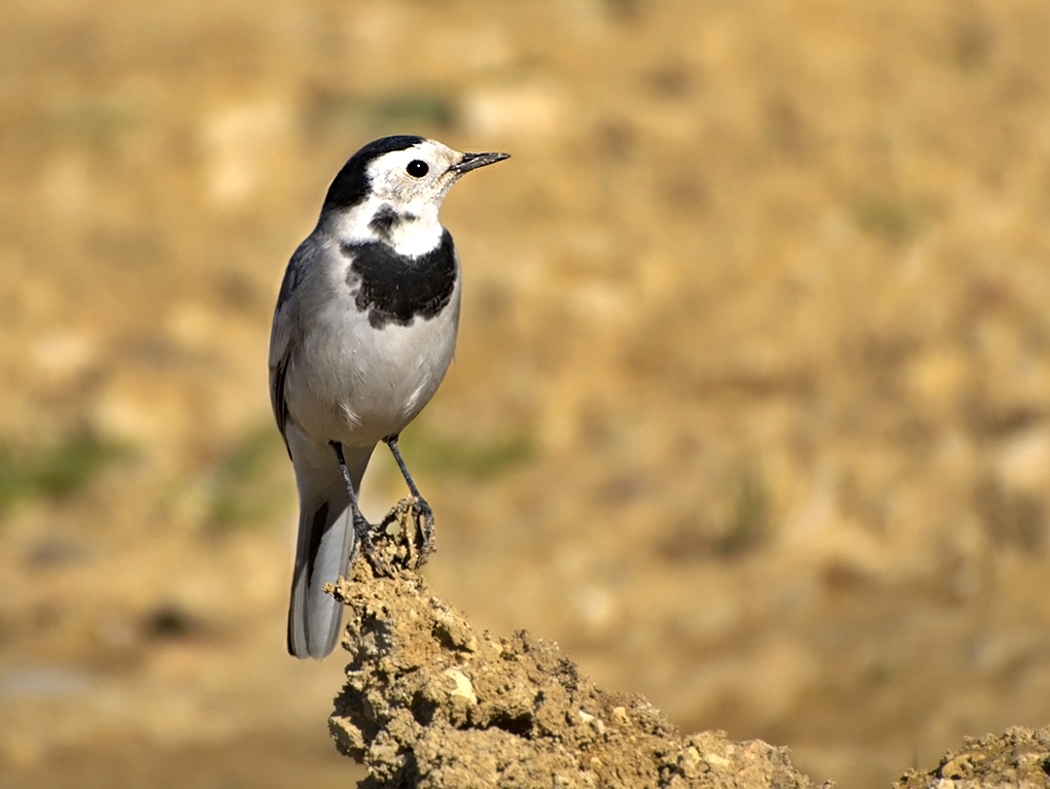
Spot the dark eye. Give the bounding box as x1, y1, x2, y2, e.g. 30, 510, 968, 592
406, 160, 429, 178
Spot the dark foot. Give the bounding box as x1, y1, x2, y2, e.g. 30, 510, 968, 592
382, 434, 437, 563
351, 509, 392, 576
373, 497, 435, 568
412, 496, 436, 562
329, 439, 392, 577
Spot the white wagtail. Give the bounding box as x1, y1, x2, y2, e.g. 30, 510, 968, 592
269, 135, 509, 660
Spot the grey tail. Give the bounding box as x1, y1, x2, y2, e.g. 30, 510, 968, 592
287, 448, 371, 660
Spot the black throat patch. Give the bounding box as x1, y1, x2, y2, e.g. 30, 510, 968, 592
342, 231, 457, 329
367, 204, 417, 241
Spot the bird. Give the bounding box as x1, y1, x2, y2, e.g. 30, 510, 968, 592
269, 135, 509, 660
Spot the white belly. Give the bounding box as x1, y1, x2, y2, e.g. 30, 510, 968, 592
286, 287, 460, 448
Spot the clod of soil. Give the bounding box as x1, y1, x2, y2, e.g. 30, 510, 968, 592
894, 726, 1050, 789
327, 509, 1050, 789
328, 514, 815, 789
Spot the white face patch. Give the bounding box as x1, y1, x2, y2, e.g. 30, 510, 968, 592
325, 138, 506, 257
366, 140, 463, 214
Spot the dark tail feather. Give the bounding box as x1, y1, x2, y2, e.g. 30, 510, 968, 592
286, 444, 372, 660
286, 493, 353, 659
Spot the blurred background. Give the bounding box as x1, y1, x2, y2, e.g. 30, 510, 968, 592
2, 0, 1050, 787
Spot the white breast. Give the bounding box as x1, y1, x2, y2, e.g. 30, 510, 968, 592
286, 281, 461, 449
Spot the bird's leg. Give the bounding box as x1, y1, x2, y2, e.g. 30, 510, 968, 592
383, 434, 435, 553
328, 440, 386, 571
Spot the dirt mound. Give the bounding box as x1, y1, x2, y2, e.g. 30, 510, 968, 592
895, 727, 1050, 789
328, 517, 814, 788
326, 516, 1050, 788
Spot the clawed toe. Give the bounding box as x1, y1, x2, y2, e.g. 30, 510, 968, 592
411, 497, 436, 561
352, 514, 392, 576
348, 495, 435, 573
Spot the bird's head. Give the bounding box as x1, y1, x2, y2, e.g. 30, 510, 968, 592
322, 136, 509, 235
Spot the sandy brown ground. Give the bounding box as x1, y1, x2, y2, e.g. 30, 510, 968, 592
330, 524, 816, 789
2, 1, 1050, 787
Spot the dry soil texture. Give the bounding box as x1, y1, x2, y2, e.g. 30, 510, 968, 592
337, 524, 1048, 789
331, 538, 813, 789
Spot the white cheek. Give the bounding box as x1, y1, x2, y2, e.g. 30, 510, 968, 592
378, 172, 407, 200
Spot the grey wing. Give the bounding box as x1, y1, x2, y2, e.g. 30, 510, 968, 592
269, 240, 314, 456
268, 335, 292, 458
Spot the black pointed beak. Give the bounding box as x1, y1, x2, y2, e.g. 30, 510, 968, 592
450, 151, 511, 175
